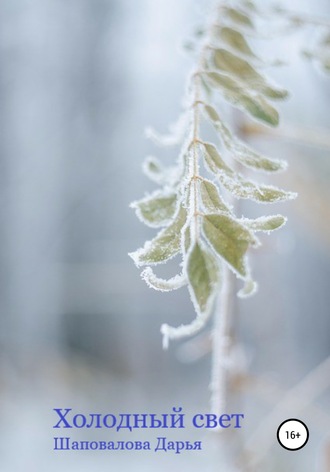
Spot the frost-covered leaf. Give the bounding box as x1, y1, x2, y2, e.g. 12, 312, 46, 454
241, 0, 257, 13
205, 70, 242, 95
141, 267, 187, 292
203, 103, 221, 123
205, 71, 280, 126
131, 190, 177, 227
145, 127, 178, 146
211, 49, 288, 100
216, 122, 286, 172
218, 171, 297, 203
202, 141, 233, 174
142, 156, 164, 183
216, 26, 256, 58
129, 206, 187, 267
187, 241, 220, 314
161, 306, 213, 349
224, 6, 254, 30
183, 225, 191, 253
160, 238, 220, 348
240, 94, 279, 126
203, 214, 256, 277
238, 278, 258, 298
203, 104, 287, 172
200, 179, 231, 213
242, 214, 286, 232
145, 112, 189, 146
199, 114, 295, 202
212, 48, 258, 83
142, 156, 183, 187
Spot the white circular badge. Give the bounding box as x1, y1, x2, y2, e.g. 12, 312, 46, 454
277, 419, 309, 451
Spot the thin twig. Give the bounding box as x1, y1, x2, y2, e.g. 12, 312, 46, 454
210, 266, 233, 415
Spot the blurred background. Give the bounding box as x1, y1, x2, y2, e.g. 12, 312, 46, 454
0, 0, 329, 471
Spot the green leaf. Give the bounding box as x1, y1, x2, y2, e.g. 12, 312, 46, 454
203, 214, 256, 277
129, 206, 187, 267
206, 70, 241, 95
131, 191, 177, 227
218, 171, 297, 203
240, 93, 279, 126
200, 111, 296, 201
224, 7, 254, 29
242, 215, 287, 232
205, 71, 280, 126
204, 104, 221, 123
187, 241, 220, 314
212, 49, 288, 100
217, 26, 256, 58
200, 179, 231, 214
199, 122, 295, 202
142, 156, 184, 188
203, 104, 287, 172
142, 156, 164, 183
241, 0, 257, 13
184, 225, 191, 253
212, 48, 259, 84
202, 141, 233, 175
229, 138, 286, 173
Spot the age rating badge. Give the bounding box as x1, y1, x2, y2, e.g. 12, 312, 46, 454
277, 419, 309, 451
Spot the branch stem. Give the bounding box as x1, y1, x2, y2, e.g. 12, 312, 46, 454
210, 265, 235, 416
192, 74, 201, 241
